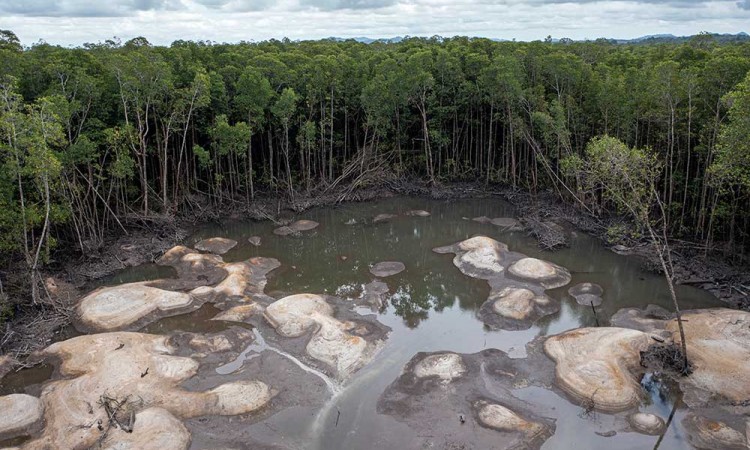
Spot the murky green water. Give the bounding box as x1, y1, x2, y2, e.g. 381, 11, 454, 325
189, 197, 720, 449
1, 197, 723, 449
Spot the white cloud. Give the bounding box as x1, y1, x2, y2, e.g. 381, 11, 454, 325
0, 0, 747, 45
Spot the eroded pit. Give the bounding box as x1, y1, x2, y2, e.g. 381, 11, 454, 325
2, 197, 730, 450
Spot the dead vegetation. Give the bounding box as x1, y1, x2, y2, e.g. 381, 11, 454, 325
640, 343, 692, 376
729, 295, 750, 312
577, 388, 599, 419
521, 216, 569, 250
0, 272, 76, 358
96, 394, 143, 446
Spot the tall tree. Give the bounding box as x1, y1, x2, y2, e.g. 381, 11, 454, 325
234, 68, 273, 200
272, 87, 298, 198
564, 136, 690, 372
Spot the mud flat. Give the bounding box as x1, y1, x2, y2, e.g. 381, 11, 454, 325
378, 349, 555, 449
263, 293, 389, 381
609, 306, 750, 448
273, 219, 320, 236
76, 245, 280, 332
5, 332, 272, 449
194, 237, 237, 255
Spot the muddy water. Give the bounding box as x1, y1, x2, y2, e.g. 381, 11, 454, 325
1, 197, 722, 449
186, 197, 720, 450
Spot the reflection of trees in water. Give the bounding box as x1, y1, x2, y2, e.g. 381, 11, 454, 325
420, 268, 490, 312
389, 284, 432, 328
389, 266, 491, 328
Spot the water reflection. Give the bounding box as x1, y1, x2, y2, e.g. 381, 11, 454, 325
189, 196, 720, 449
44, 196, 723, 450
191, 197, 719, 332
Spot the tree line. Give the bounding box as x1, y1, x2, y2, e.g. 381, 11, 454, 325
1, 30, 749, 302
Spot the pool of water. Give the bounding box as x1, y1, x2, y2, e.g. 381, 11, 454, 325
188, 196, 720, 449
1, 196, 723, 449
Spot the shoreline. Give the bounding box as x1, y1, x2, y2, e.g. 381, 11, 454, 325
0, 180, 747, 360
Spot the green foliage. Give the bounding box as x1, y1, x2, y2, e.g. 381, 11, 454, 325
271, 88, 298, 125
297, 120, 317, 149
576, 135, 662, 220
105, 127, 135, 179
234, 68, 273, 127
712, 72, 750, 194
605, 223, 642, 244
0, 31, 748, 272
193, 144, 210, 169
210, 115, 250, 158
0, 80, 68, 261
62, 134, 97, 165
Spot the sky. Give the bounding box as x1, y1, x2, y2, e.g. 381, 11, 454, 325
0, 0, 748, 46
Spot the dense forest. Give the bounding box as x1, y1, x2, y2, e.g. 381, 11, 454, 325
1, 30, 749, 305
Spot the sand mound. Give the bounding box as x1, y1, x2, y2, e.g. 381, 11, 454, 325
77, 246, 279, 332
413, 353, 467, 381
0, 394, 44, 439
544, 327, 651, 412
194, 237, 237, 255
369, 261, 406, 277
378, 349, 555, 449
435, 236, 565, 330
628, 412, 666, 435
666, 309, 750, 405
264, 294, 383, 380
508, 258, 571, 289
157, 245, 228, 288
99, 407, 190, 450
273, 220, 319, 236
475, 400, 547, 441
20, 332, 272, 449
682, 414, 747, 449
77, 283, 194, 332
434, 236, 509, 279
484, 287, 555, 326
568, 282, 604, 307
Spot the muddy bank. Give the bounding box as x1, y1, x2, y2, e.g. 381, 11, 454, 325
610, 306, 750, 449
497, 188, 749, 307
0, 240, 388, 449
2, 180, 746, 360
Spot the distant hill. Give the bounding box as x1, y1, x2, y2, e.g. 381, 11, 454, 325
610, 32, 750, 44
326, 36, 405, 44
326, 32, 749, 45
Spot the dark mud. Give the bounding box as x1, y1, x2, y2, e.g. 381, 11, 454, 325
377, 348, 556, 449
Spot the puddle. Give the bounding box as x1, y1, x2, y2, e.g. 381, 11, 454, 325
140, 303, 229, 335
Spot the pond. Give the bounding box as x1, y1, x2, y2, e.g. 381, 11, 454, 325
0, 196, 728, 449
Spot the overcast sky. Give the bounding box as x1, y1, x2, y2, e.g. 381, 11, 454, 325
0, 0, 748, 46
